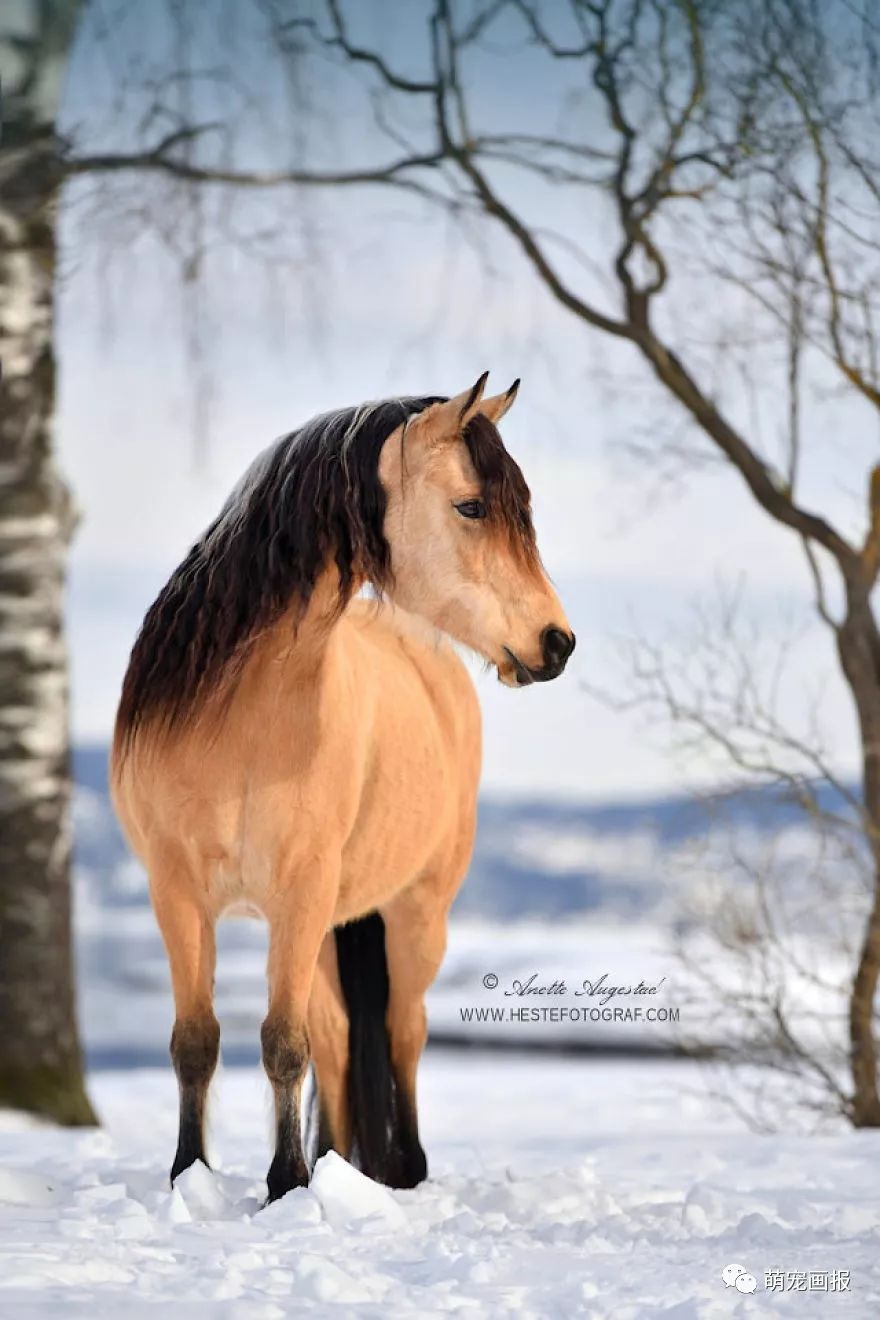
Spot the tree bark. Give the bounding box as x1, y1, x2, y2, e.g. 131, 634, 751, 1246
837, 592, 880, 1126
0, 2, 95, 1124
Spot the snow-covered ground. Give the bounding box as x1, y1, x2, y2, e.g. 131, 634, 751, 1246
1, 1055, 876, 1317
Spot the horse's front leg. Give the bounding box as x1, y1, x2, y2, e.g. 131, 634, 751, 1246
308, 933, 352, 1161
262, 867, 339, 1203
150, 871, 220, 1186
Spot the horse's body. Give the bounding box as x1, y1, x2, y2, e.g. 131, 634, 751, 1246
111, 376, 573, 1200
114, 596, 480, 929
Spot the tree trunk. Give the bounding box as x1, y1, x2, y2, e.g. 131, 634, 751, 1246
837, 594, 880, 1126
0, 4, 95, 1124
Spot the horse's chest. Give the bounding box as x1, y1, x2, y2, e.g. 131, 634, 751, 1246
200, 670, 469, 916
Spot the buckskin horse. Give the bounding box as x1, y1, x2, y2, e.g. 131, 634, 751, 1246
111, 374, 574, 1201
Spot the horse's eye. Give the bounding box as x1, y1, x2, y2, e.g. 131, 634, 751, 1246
454, 499, 486, 520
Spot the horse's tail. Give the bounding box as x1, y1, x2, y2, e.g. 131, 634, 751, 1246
333, 913, 396, 1182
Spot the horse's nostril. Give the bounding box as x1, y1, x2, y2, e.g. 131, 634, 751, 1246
541, 626, 575, 671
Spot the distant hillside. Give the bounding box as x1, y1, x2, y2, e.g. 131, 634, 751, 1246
72, 742, 857, 925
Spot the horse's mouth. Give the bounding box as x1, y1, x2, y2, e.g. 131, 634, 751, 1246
500, 647, 535, 687
500, 641, 574, 687
496, 649, 543, 691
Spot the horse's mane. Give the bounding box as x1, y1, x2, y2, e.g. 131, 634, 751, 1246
115, 394, 536, 750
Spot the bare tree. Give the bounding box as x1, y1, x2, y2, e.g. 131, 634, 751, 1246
601, 590, 865, 1124
0, 0, 94, 1123
280, 0, 880, 1124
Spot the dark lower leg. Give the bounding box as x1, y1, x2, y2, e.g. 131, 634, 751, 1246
390, 1066, 427, 1188
262, 1015, 310, 1202
170, 1014, 220, 1183
387, 1003, 428, 1189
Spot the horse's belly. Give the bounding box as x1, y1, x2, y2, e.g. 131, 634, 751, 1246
333, 858, 413, 924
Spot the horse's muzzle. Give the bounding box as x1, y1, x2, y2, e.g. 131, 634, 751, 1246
503, 627, 576, 686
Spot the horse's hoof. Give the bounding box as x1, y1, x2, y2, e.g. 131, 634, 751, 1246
265, 1158, 309, 1204
390, 1145, 428, 1190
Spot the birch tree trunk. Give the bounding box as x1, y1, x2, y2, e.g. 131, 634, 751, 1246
0, 0, 95, 1123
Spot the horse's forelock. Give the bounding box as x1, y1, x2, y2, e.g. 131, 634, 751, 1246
462, 413, 538, 564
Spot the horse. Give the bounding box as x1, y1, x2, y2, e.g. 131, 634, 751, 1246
110, 373, 574, 1202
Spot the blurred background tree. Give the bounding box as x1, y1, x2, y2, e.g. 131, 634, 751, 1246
1, 0, 95, 1124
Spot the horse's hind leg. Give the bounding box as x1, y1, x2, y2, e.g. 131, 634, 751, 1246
308, 934, 351, 1160
150, 871, 220, 1185
263, 877, 338, 1202
381, 890, 449, 1189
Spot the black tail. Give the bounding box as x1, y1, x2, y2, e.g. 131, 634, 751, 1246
333, 913, 398, 1183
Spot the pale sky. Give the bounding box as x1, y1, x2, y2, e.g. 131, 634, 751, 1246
55, 0, 870, 800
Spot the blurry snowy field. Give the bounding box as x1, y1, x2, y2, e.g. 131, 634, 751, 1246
72, 745, 854, 1065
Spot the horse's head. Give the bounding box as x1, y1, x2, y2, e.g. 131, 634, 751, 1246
379, 374, 574, 686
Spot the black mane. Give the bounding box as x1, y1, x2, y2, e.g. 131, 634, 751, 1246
115, 394, 536, 747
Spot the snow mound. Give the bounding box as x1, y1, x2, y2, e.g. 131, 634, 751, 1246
309, 1150, 408, 1231
256, 1185, 322, 1227
173, 1161, 228, 1219
0, 1167, 58, 1207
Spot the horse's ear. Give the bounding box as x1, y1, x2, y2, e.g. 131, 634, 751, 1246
414, 372, 489, 442
452, 371, 490, 424
479, 378, 520, 425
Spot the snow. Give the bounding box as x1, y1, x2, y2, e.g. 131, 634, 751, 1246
1, 1055, 877, 1316
308, 1153, 407, 1232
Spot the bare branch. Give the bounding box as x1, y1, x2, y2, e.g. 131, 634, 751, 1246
294, 1, 438, 95
65, 134, 447, 194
